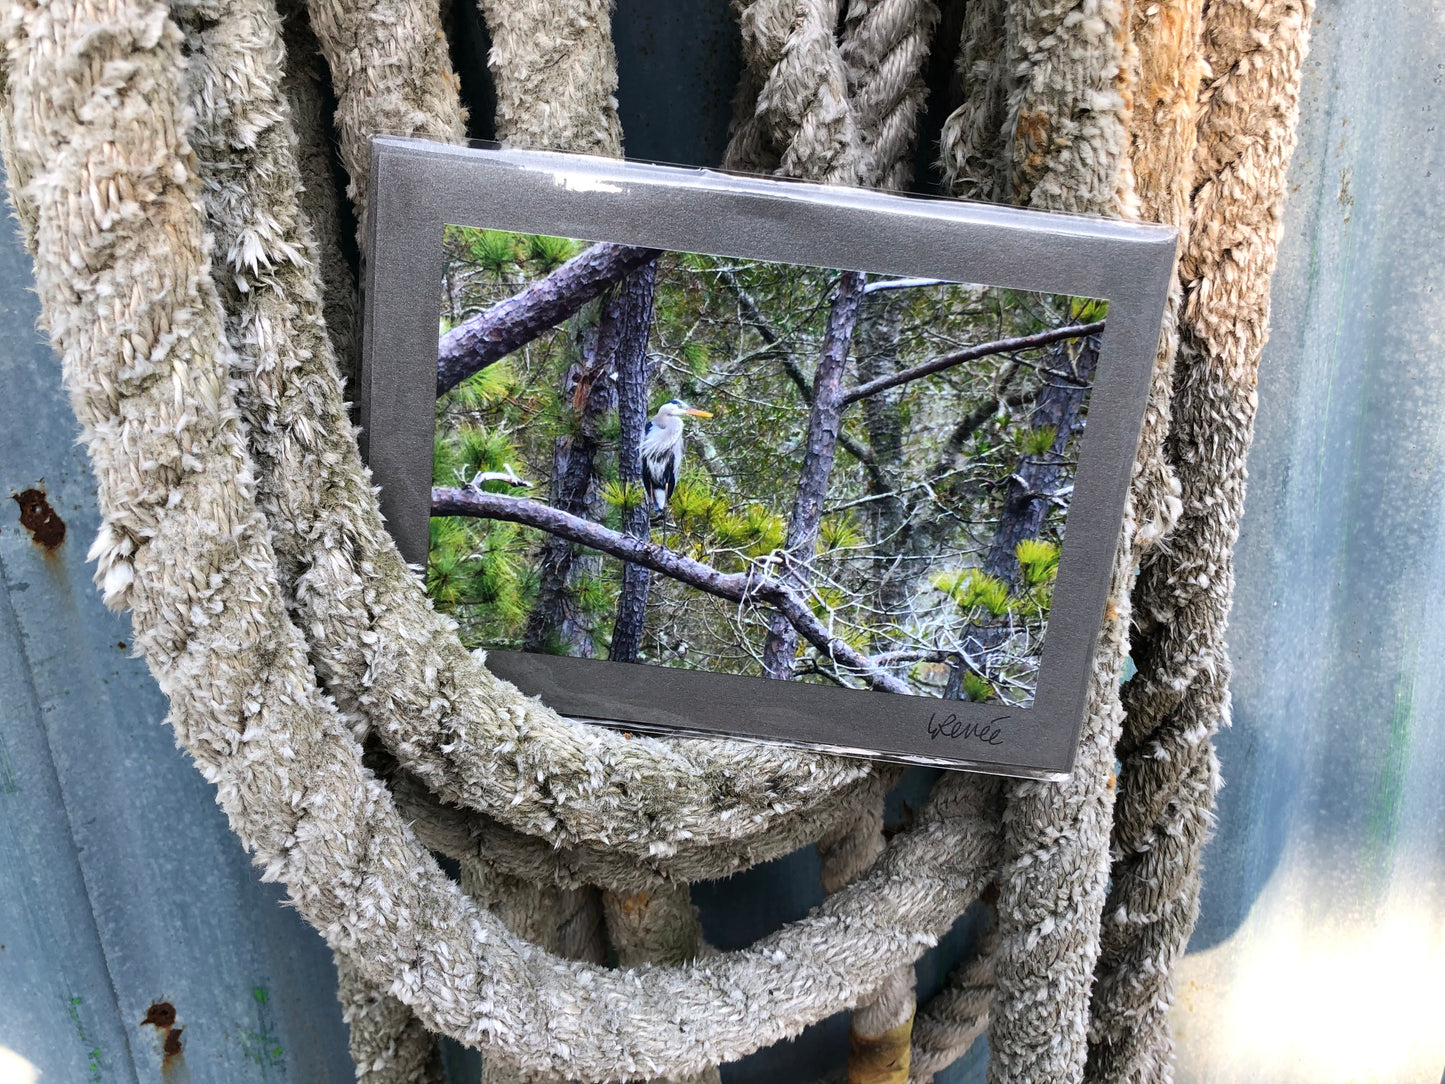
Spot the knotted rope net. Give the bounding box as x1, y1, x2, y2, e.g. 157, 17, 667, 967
0, 0, 1312, 1080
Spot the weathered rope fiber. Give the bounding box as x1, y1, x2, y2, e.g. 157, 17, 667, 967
1086, 2, 1315, 1080
936, 0, 1008, 202
476, 0, 622, 154
728, 0, 864, 183
237, 0, 884, 867
301, 0, 465, 227
0, 0, 1316, 1076
0, 2, 1017, 1079
839, 0, 940, 190
980, 2, 1140, 1081
275, 0, 360, 384
390, 758, 901, 894
907, 929, 995, 1084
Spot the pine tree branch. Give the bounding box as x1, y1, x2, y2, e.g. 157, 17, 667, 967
861, 277, 952, 294
718, 266, 883, 481
431, 487, 911, 695
840, 320, 1105, 405
438, 242, 661, 395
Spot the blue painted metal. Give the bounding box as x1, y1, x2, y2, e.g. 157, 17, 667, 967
3, 0, 1442, 1082
1171, 0, 1445, 1080
0, 176, 352, 1080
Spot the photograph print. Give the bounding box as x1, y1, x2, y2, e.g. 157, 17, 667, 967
428, 226, 1106, 709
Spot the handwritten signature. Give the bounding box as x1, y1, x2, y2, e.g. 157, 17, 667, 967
926, 712, 1008, 746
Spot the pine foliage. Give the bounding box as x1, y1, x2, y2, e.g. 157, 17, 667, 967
432, 225, 1095, 704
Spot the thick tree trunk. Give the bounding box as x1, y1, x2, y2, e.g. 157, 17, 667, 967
761, 271, 867, 679
523, 314, 612, 656
607, 262, 659, 663
852, 291, 914, 641
523, 265, 659, 658
948, 330, 1102, 698
982, 333, 1100, 588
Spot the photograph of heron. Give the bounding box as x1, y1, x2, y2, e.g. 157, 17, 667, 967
429, 226, 1106, 708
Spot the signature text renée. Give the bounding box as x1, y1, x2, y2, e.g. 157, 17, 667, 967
926, 712, 1007, 746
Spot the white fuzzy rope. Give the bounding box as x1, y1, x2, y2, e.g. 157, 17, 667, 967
0, 3, 1006, 1080
0, 0, 1314, 1077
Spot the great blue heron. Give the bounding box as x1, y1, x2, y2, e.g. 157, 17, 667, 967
640, 399, 712, 516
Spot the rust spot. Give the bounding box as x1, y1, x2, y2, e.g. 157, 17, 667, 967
12, 487, 65, 550
142, 1002, 177, 1029
619, 891, 651, 919
143, 1002, 185, 1073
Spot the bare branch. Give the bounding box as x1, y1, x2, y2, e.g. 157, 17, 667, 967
862, 277, 952, 294
840, 320, 1105, 406
432, 487, 911, 695
762, 270, 867, 679
438, 242, 661, 395
467, 465, 532, 488
718, 266, 883, 481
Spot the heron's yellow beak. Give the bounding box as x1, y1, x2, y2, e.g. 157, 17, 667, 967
685, 408, 713, 418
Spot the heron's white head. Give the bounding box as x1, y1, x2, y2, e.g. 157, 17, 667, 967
653, 399, 713, 424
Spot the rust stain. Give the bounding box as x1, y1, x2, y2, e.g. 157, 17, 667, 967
142, 1001, 186, 1074
141, 1002, 176, 1029
619, 890, 651, 919
12, 487, 65, 550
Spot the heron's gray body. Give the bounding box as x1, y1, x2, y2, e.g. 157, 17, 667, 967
640, 400, 708, 515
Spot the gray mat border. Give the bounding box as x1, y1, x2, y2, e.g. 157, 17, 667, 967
360, 137, 1175, 778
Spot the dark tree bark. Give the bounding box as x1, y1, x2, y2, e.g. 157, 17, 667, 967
438, 242, 660, 395
851, 291, 914, 639
982, 332, 1101, 588
719, 266, 884, 489
523, 314, 612, 656
433, 487, 911, 694
524, 264, 659, 658
606, 262, 659, 663
945, 330, 1103, 701
761, 271, 868, 680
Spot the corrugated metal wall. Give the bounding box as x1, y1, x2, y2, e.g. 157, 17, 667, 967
2, 1, 1441, 1081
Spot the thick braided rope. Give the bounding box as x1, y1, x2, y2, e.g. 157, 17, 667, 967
729, 0, 864, 183
158, 0, 898, 1073
1113, 0, 1196, 555
936, 0, 1008, 201
839, 0, 940, 190
275, 0, 360, 383
476, 0, 622, 154
984, 2, 1140, 1082
907, 931, 995, 1084
0, 11, 1012, 1079
337, 954, 447, 1084
301, 0, 464, 224
392, 761, 900, 894
1000, 0, 1135, 214
231, 0, 882, 865
1085, 2, 1315, 1080
600, 887, 723, 1084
